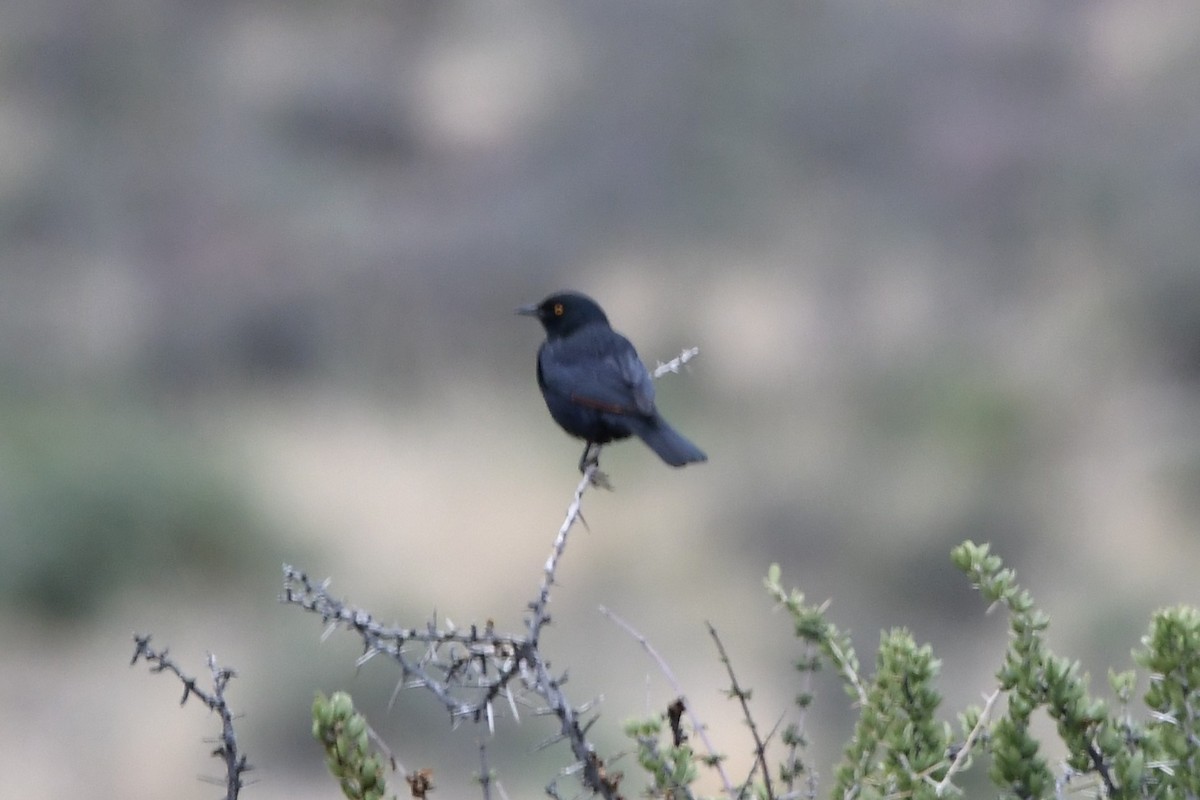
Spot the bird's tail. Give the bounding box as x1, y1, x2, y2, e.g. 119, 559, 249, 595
630, 415, 707, 467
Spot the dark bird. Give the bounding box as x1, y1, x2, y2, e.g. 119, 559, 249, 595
517, 291, 707, 471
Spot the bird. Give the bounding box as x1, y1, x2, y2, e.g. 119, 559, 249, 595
517, 290, 707, 472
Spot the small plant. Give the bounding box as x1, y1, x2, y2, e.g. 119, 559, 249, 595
312, 691, 397, 800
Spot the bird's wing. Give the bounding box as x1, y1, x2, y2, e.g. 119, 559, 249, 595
613, 344, 656, 415
539, 328, 655, 417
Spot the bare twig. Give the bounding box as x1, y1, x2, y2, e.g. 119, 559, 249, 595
527, 466, 595, 646
708, 622, 775, 800
599, 605, 735, 796
653, 347, 701, 378
933, 687, 1002, 797
130, 634, 251, 800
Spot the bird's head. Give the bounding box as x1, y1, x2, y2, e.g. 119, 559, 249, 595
517, 291, 610, 338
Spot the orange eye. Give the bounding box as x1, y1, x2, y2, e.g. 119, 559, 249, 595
553, 303, 564, 316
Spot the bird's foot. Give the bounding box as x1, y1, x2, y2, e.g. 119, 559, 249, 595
587, 467, 614, 491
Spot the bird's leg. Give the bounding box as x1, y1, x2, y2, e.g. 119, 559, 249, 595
578, 441, 599, 473
578, 442, 614, 490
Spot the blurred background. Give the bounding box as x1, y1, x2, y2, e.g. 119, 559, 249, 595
2, 0, 1199, 797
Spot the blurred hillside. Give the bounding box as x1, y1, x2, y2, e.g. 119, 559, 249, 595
2, 1, 1199, 798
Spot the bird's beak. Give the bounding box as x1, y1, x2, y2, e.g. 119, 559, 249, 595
515, 303, 540, 317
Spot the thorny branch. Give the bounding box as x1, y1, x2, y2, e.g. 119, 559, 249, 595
281, 566, 530, 727
281, 467, 618, 798
130, 634, 251, 800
